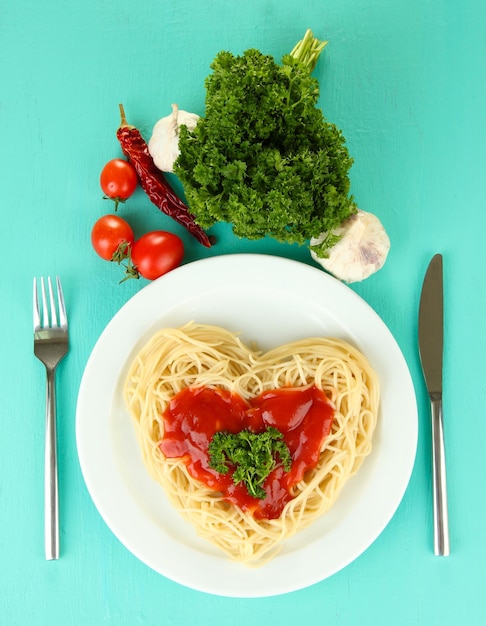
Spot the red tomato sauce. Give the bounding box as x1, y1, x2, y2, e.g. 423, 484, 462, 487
160, 385, 334, 519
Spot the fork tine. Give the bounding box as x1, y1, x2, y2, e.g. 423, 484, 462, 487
40, 277, 49, 328
56, 277, 68, 329
33, 278, 41, 330
47, 277, 58, 327
34, 276, 67, 330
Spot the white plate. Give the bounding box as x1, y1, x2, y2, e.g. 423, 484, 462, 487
76, 253, 417, 597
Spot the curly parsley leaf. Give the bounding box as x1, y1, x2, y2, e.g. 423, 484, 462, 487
208, 427, 292, 499
174, 31, 357, 254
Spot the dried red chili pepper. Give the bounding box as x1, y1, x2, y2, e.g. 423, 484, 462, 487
116, 104, 212, 248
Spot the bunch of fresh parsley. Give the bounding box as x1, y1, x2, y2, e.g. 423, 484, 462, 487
175, 30, 356, 253
208, 427, 292, 499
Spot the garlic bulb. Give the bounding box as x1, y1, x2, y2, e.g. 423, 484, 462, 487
148, 104, 199, 173
310, 209, 390, 283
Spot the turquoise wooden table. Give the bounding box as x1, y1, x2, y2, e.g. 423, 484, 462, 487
2, 0, 485, 623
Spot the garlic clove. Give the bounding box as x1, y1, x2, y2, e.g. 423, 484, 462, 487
148, 104, 200, 173
310, 209, 390, 283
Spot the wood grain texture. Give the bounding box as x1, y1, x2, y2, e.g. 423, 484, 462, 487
1, 0, 485, 623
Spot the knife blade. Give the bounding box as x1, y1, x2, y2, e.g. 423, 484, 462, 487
418, 253, 449, 556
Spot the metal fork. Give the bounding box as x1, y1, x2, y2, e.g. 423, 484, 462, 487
33, 277, 69, 560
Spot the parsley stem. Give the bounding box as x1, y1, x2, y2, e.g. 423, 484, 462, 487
290, 29, 328, 72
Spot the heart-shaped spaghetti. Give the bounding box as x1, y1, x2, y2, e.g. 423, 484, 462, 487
124, 321, 379, 565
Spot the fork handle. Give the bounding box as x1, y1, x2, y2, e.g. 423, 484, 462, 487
45, 368, 59, 560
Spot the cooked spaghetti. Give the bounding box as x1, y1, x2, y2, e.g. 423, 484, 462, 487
123, 321, 379, 565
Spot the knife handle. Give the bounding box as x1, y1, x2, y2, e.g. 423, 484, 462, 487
430, 395, 450, 556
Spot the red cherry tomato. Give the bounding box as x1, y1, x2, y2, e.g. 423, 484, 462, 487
100, 159, 138, 206
131, 231, 184, 280
91, 214, 134, 261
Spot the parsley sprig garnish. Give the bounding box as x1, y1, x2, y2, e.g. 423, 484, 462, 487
208, 427, 292, 499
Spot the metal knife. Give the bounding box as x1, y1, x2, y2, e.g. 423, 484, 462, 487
418, 253, 449, 556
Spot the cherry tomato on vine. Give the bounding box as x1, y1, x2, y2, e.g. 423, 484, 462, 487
130, 231, 184, 280
100, 158, 138, 208
91, 214, 134, 261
